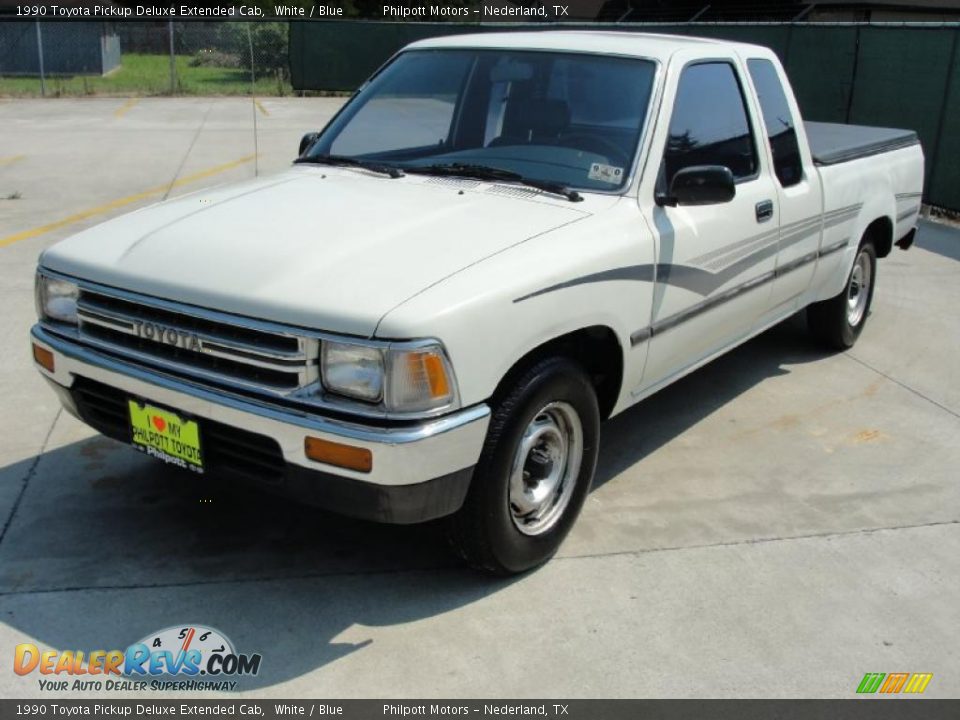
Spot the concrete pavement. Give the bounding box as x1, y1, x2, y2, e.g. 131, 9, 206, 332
0, 98, 957, 699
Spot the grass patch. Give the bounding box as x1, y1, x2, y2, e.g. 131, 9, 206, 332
0, 53, 292, 97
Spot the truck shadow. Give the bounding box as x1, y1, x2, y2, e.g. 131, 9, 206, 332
915, 218, 960, 262
593, 311, 830, 488
0, 312, 832, 690
0, 437, 518, 689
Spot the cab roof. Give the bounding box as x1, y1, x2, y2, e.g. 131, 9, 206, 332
407, 30, 767, 63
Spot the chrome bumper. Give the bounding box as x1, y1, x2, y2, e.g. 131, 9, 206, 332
31, 325, 490, 491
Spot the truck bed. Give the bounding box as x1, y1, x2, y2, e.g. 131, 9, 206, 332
805, 121, 919, 166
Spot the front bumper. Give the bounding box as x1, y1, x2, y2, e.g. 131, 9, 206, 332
31, 324, 490, 523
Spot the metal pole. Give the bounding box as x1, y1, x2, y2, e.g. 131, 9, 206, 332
168, 21, 176, 94
247, 24, 259, 177
35, 20, 46, 97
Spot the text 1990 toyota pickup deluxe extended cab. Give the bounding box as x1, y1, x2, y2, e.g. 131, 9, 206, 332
31, 32, 923, 573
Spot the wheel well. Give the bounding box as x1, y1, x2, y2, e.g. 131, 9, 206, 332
865, 216, 894, 258
493, 326, 624, 420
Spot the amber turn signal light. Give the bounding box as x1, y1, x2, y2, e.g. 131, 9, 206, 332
304, 437, 372, 473
32, 344, 55, 372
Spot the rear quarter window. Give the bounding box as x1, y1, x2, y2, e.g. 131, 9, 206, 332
747, 58, 804, 187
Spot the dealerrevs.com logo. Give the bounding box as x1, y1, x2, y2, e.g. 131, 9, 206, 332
14, 625, 262, 692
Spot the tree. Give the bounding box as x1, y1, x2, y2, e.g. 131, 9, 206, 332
225, 22, 289, 78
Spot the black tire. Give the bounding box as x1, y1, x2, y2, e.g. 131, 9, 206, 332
808, 240, 877, 350
444, 357, 600, 575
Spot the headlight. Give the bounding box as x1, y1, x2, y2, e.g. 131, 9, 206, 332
321, 341, 384, 402
36, 273, 79, 324
321, 340, 458, 414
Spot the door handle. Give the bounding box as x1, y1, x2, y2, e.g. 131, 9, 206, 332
756, 200, 774, 223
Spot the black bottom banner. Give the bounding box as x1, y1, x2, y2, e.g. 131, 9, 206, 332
1, 700, 959, 720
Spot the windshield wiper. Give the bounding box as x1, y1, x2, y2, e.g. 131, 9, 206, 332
294, 154, 404, 179
406, 163, 519, 181
515, 177, 584, 203
405, 163, 583, 202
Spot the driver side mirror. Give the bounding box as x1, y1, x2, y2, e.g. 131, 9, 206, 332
657, 165, 736, 207
299, 132, 319, 157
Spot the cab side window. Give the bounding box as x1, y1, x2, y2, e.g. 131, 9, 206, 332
662, 62, 758, 186
747, 58, 803, 187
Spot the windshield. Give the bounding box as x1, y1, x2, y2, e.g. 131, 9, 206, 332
308, 49, 657, 192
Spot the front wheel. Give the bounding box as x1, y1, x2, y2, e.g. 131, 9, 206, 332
444, 357, 600, 575
808, 241, 877, 350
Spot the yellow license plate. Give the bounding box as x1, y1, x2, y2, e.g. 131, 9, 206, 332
129, 400, 204, 473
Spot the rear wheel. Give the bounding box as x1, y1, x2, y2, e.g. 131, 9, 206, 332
808, 241, 877, 350
445, 357, 600, 575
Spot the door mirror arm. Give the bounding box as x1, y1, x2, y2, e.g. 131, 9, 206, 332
655, 191, 678, 208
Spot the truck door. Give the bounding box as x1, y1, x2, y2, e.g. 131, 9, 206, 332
639, 59, 779, 390
745, 57, 824, 319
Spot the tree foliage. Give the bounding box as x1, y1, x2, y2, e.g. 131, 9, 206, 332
224, 22, 289, 77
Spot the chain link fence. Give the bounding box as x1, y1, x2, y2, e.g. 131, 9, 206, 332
0, 21, 293, 97
2, 19, 958, 210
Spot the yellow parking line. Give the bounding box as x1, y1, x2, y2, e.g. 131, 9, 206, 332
0, 155, 25, 167
113, 98, 139, 119
254, 99, 269, 116
0, 154, 255, 249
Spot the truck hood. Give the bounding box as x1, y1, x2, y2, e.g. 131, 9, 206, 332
41, 167, 592, 336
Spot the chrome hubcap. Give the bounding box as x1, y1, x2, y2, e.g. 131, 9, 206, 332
508, 401, 583, 536
847, 250, 872, 327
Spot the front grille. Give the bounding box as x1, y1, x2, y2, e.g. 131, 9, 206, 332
72, 377, 286, 482
76, 288, 318, 394
81, 323, 301, 389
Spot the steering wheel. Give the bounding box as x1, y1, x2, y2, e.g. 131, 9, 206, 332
561, 133, 629, 166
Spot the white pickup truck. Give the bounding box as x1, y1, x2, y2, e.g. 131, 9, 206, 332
32, 32, 923, 574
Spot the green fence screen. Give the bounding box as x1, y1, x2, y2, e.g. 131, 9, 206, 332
289, 22, 960, 211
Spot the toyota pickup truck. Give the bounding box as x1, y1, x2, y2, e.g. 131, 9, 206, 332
31, 32, 923, 574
